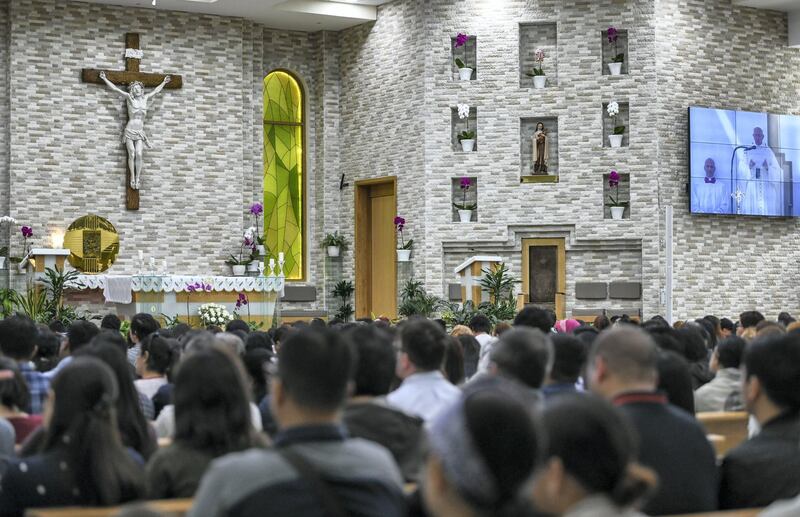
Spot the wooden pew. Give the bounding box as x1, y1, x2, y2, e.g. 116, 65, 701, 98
696, 411, 749, 456
25, 499, 193, 517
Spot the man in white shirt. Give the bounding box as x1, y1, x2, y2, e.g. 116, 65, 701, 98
469, 314, 497, 374
738, 127, 784, 216
387, 319, 460, 423
692, 158, 730, 214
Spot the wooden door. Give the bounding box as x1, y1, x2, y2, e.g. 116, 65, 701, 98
355, 178, 397, 319
521, 238, 566, 319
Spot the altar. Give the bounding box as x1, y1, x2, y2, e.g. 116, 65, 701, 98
73, 274, 285, 328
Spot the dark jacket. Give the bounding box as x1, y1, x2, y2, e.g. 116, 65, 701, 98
343, 399, 425, 482
614, 391, 718, 515
719, 410, 800, 509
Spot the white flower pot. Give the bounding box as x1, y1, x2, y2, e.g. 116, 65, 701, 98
0, 257, 5, 270
608, 62, 623, 75
610, 206, 625, 220
458, 67, 473, 81
460, 139, 475, 152
533, 75, 547, 89
608, 134, 624, 148
458, 209, 473, 223
247, 261, 260, 273
327, 246, 340, 257
232, 265, 246, 276
256, 245, 266, 256
397, 249, 412, 262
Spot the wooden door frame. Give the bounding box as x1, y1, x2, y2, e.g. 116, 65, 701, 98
354, 177, 397, 319
521, 238, 566, 320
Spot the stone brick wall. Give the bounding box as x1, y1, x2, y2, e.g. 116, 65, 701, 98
656, 0, 800, 319
0, 0, 9, 252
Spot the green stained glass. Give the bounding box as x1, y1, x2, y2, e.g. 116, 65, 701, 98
264, 71, 304, 280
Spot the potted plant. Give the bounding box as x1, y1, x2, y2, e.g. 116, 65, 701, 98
607, 170, 626, 219
394, 216, 413, 262
322, 231, 347, 257
332, 280, 355, 321
453, 177, 477, 222
454, 32, 473, 81
607, 27, 624, 75
607, 101, 625, 147
524, 48, 547, 89
457, 103, 476, 152
249, 202, 266, 255
225, 231, 254, 276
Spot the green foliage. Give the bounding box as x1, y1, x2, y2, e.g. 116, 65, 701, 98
398, 280, 443, 319
442, 265, 519, 328
613, 125, 626, 135
400, 239, 414, 250
225, 255, 253, 266
441, 300, 479, 327
525, 68, 545, 77
454, 57, 466, 69
161, 314, 182, 328
248, 320, 264, 332
120, 320, 131, 339
453, 202, 477, 211
11, 288, 48, 323
332, 280, 355, 322
612, 53, 625, 63
41, 268, 83, 323
0, 289, 15, 319
479, 264, 517, 304
321, 231, 347, 250
457, 130, 476, 142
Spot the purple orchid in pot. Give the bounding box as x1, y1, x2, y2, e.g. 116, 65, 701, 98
225, 229, 255, 276
454, 32, 473, 81
249, 202, 266, 255
607, 27, 624, 75
454, 177, 477, 222
607, 170, 627, 220
394, 216, 413, 262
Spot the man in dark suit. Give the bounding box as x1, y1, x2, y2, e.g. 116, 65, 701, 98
719, 333, 800, 509
587, 326, 718, 515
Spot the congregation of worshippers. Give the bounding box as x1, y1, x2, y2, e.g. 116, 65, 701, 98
0, 310, 797, 517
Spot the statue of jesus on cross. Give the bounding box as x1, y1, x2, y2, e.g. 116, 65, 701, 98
99, 71, 171, 190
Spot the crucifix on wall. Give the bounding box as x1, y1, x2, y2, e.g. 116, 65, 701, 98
81, 33, 183, 210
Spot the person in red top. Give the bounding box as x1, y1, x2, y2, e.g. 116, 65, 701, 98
0, 357, 43, 444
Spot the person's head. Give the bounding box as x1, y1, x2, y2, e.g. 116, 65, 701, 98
174, 345, 259, 456
0, 314, 39, 361
531, 393, 656, 514
76, 341, 155, 459
703, 315, 722, 338
738, 310, 765, 332
33, 326, 62, 372
712, 336, 746, 372
554, 319, 581, 334
490, 328, 553, 389
743, 333, 800, 423
720, 318, 735, 337
493, 321, 512, 337
136, 333, 179, 377
424, 377, 541, 516
66, 320, 100, 355
753, 126, 764, 146
676, 325, 709, 362
593, 315, 611, 331
0, 357, 31, 413
243, 347, 273, 403
587, 327, 659, 400
458, 334, 481, 380
215, 332, 245, 357
450, 325, 472, 337
778, 312, 796, 328
129, 313, 159, 344
514, 306, 555, 334
693, 318, 717, 350
547, 334, 586, 385
44, 357, 144, 504
271, 328, 354, 428
756, 320, 786, 338
100, 314, 122, 332
245, 331, 274, 352
468, 314, 492, 335
397, 318, 449, 377
443, 337, 465, 385
704, 158, 716, 178
129, 81, 144, 98
656, 350, 694, 414
225, 319, 250, 334
348, 325, 395, 397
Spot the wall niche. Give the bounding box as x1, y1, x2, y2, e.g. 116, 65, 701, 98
602, 101, 630, 148
451, 177, 478, 222
519, 22, 558, 88
603, 171, 631, 220
520, 117, 558, 180
451, 106, 478, 152
601, 28, 629, 75
451, 34, 477, 81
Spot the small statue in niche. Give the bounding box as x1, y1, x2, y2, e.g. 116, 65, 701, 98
532, 122, 549, 174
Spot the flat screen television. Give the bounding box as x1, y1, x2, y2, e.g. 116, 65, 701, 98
688, 106, 800, 217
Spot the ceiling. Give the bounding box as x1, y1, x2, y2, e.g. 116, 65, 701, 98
733, 0, 800, 10
78, 0, 395, 31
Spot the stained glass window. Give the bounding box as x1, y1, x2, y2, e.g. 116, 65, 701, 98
263, 71, 304, 280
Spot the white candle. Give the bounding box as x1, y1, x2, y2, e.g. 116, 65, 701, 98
269, 258, 276, 268
278, 252, 285, 262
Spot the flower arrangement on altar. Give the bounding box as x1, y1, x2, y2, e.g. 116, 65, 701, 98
226, 230, 255, 267
198, 303, 232, 327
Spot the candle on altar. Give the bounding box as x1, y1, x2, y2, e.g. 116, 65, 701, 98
278, 252, 284, 263
269, 258, 276, 268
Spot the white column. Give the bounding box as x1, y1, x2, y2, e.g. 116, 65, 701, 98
665, 205, 674, 324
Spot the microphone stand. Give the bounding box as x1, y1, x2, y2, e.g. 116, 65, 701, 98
730, 145, 756, 214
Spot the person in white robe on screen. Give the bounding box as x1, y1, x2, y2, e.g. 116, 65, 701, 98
692, 158, 730, 214
737, 127, 783, 216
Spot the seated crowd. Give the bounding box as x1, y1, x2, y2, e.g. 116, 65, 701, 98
0, 307, 797, 516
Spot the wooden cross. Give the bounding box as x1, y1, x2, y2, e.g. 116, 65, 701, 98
81, 33, 183, 210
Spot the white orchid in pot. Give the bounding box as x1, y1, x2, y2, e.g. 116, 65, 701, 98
524, 48, 547, 89
457, 103, 476, 152
607, 101, 626, 148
